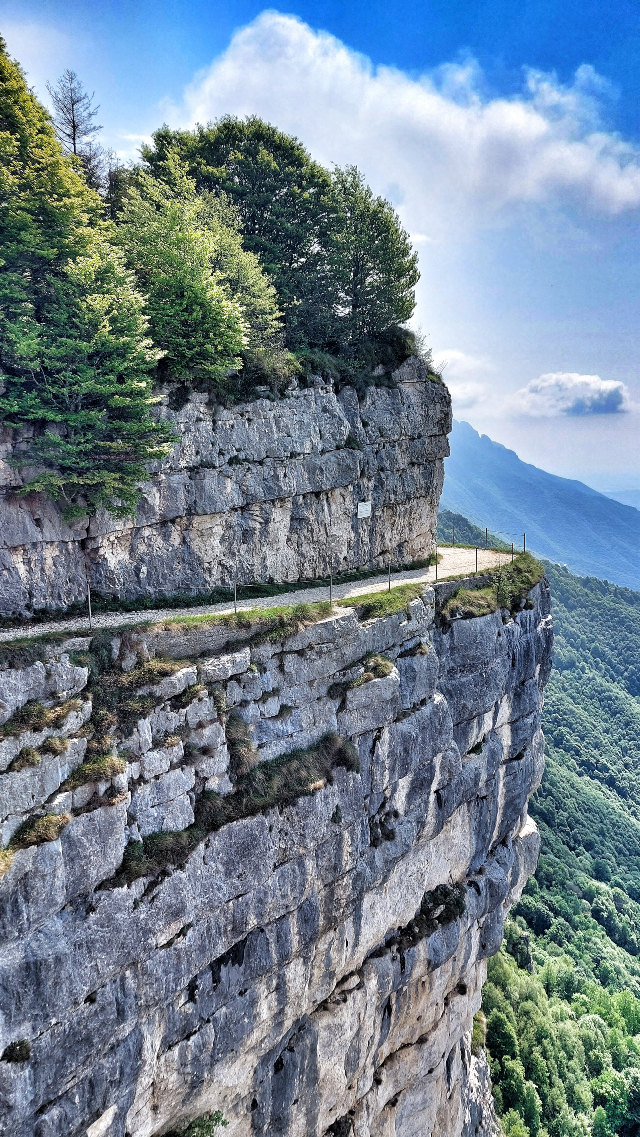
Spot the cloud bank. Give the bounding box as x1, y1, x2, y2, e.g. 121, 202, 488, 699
432, 349, 491, 411
514, 372, 631, 416
172, 11, 640, 237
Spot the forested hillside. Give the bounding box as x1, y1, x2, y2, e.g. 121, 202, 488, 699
436, 508, 509, 550
485, 561, 640, 1137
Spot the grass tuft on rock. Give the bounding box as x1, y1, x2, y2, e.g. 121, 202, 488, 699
9, 813, 70, 849
9, 746, 41, 772
338, 583, 425, 621
41, 735, 70, 756
225, 709, 258, 779
111, 732, 359, 885
0, 698, 83, 740
348, 654, 394, 688
62, 755, 125, 790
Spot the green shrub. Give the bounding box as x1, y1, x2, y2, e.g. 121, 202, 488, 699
165, 1110, 228, 1136
472, 1011, 486, 1054
348, 655, 394, 688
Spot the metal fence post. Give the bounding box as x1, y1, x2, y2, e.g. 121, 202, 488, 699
485, 527, 488, 549
523, 532, 526, 554
475, 547, 478, 574
511, 542, 514, 562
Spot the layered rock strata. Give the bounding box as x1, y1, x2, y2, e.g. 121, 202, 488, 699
0, 358, 450, 616
0, 572, 552, 1136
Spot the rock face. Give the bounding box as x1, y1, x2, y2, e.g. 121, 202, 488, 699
0, 359, 450, 616
0, 572, 552, 1136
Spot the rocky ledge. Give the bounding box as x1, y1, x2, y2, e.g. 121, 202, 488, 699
0, 569, 552, 1137
0, 358, 450, 617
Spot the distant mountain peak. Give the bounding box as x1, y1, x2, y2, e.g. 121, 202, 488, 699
442, 421, 640, 589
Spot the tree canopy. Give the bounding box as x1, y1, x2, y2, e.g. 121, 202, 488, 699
140, 116, 423, 375
0, 39, 174, 520
115, 158, 294, 398
0, 43, 430, 522
141, 116, 336, 348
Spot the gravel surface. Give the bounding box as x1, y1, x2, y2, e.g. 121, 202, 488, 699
0, 547, 512, 644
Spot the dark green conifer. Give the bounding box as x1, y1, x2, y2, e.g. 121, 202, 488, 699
0, 39, 174, 519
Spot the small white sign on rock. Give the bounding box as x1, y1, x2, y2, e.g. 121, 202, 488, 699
357, 500, 372, 518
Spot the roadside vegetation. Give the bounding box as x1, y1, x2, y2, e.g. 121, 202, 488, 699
440, 552, 545, 621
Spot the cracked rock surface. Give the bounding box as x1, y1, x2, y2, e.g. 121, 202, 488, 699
0, 359, 450, 617
0, 571, 552, 1137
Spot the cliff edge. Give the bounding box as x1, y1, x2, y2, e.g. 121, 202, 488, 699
0, 565, 552, 1136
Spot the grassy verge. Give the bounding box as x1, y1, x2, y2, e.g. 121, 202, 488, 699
440, 553, 545, 622
0, 557, 438, 631
110, 732, 359, 885
143, 600, 333, 641
338, 582, 425, 620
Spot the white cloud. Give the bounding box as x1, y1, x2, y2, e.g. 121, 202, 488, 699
514, 372, 631, 416
170, 11, 640, 237
432, 349, 492, 410
2, 22, 74, 97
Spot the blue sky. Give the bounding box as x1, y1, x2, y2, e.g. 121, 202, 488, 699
3, 0, 640, 493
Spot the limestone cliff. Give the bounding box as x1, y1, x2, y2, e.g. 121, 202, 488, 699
0, 569, 552, 1136
0, 358, 450, 617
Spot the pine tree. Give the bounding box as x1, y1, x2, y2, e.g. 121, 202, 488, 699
329, 166, 419, 347
46, 69, 105, 189
0, 39, 174, 520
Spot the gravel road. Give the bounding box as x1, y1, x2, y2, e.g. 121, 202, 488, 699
0, 546, 512, 644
